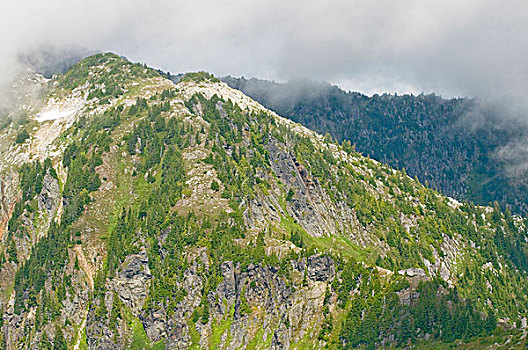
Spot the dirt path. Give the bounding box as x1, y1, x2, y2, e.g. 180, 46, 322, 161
73, 245, 94, 290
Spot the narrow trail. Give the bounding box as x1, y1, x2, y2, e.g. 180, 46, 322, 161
74, 245, 94, 290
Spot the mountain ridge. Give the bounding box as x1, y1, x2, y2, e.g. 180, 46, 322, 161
0, 53, 526, 348
221, 76, 528, 215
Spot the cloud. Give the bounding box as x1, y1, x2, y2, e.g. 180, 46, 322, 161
2, 0, 528, 183
1, 0, 528, 104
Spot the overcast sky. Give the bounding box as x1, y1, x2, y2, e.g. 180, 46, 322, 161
1, 0, 528, 100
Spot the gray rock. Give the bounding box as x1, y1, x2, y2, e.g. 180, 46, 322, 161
37, 172, 60, 216
114, 250, 151, 314
306, 255, 335, 282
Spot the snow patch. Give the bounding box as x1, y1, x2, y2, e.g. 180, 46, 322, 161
34, 97, 86, 123
36, 107, 79, 122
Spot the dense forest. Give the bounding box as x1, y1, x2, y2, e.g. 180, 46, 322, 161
1, 54, 528, 348
222, 77, 528, 214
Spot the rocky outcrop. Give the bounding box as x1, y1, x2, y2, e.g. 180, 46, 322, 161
113, 250, 151, 314
306, 255, 335, 282
0, 173, 19, 240
130, 254, 335, 350
37, 172, 60, 219
4, 55, 528, 350
266, 137, 360, 240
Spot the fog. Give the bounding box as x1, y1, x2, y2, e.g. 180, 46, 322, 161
1, 0, 528, 99
2, 0, 528, 185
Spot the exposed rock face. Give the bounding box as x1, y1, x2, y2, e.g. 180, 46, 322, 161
306, 255, 335, 282
37, 172, 60, 217
217, 261, 237, 308
267, 138, 333, 238
0, 173, 19, 239
2, 294, 22, 350
114, 250, 151, 314
266, 138, 361, 242
3, 55, 528, 350
141, 309, 167, 344
86, 299, 120, 350
122, 254, 334, 350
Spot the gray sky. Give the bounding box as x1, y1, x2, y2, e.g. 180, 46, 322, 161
1, 0, 528, 100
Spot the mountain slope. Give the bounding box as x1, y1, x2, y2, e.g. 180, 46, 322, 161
0, 54, 527, 349
221, 77, 528, 215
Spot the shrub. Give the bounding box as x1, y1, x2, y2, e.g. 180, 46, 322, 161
15, 129, 29, 144
211, 180, 220, 191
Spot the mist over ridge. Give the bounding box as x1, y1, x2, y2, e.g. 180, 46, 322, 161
2, 1, 528, 104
